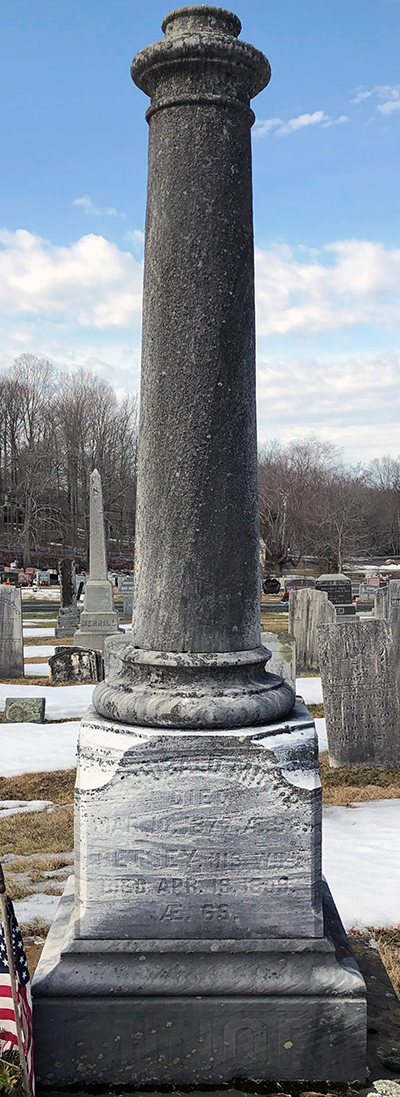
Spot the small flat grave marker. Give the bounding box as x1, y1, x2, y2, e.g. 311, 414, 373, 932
4, 697, 45, 723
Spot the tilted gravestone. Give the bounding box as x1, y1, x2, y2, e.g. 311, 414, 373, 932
289, 587, 335, 673
315, 573, 356, 617
32, 7, 366, 1089
4, 696, 45, 723
55, 558, 81, 638
0, 585, 24, 678
123, 594, 133, 620
49, 646, 104, 684
261, 629, 296, 690
317, 618, 400, 766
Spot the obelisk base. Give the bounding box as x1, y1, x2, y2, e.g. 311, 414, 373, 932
33, 878, 365, 1085
32, 706, 366, 1083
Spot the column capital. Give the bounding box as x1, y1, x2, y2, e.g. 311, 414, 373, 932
131, 5, 271, 120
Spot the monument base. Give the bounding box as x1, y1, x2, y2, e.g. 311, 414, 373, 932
55, 606, 81, 640
33, 877, 366, 1085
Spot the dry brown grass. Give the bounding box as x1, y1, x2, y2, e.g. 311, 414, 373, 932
23, 636, 56, 647
0, 768, 76, 803
0, 675, 51, 685
372, 925, 400, 997
308, 702, 325, 718
0, 804, 73, 854
320, 752, 400, 806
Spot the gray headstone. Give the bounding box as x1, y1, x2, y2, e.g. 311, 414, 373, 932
315, 573, 352, 606
318, 618, 400, 766
49, 646, 104, 684
119, 576, 134, 593
284, 577, 315, 593
261, 630, 296, 690
289, 588, 335, 673
4, 696, 45, 723
55, 558, 81, 638
374, 586, 388, 619
123, 594, 133, 619
0, 586, 24, 678
74, 470, 120, 654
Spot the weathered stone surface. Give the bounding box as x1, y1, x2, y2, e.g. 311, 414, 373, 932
261, 630, 296, 690
4, 696, 45, 723
289, 588, 335, 673
92, 5, 294, 730
0, 585, 24, 678
74, 470, 120, 654
33, 876, 366, 1085
317, 618, 400, 766
315, 573, 353, 606
55, 558, 80, 637
74, 705, 322, 940
49, 646, 103, 684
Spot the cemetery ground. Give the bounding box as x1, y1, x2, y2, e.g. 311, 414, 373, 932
1, 606, 400, 1090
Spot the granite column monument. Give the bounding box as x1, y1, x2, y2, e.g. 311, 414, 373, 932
33, 8, 366, 1085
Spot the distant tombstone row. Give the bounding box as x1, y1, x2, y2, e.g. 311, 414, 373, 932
318, 618, 400, 767
315, 573, 355, 617
289, 588, 335, 673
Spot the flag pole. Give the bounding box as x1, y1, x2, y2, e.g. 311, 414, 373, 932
0, 862, 31, 1097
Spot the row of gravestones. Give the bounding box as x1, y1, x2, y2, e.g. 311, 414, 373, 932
290, 580, 400, 769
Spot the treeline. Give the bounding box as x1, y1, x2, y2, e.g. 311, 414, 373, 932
0, 355, 139, 568
1, 355, 399, 575
259, 436, 400, 574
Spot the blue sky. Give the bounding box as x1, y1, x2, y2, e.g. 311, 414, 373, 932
1, 0, 400, 462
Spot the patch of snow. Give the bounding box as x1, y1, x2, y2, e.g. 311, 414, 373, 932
23, 646, 55, 658
14, 892, 62, 923
1, 720, 81, 775
323, 799, 400, 930
0, 683, 93, 719
315, 717, 328, 752
23, 628, 55, 638
0, 800, 53, 817
24, 663, 50, 677
296, 676, 323, 705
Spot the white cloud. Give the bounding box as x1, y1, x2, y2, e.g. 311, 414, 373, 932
0, 228, 143, 329
124, 229, 145, 251
352, 84, 400, 116
255, 239, 400, 335
256, 351, 400, 460
72, 194, 125, 218
254, 111, 348, 138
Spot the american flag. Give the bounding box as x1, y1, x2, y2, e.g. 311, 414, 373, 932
0, 894, 34, 1095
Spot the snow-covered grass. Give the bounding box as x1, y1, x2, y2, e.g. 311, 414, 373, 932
0, 682, 93, 718
23, 627, 55, 638
1, 720, 81, 776
24, 663, 50, 677
0, 800, 53, 817
23, 645, 55, 658
323, 799, 400, 930
296, 676, 323, 704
